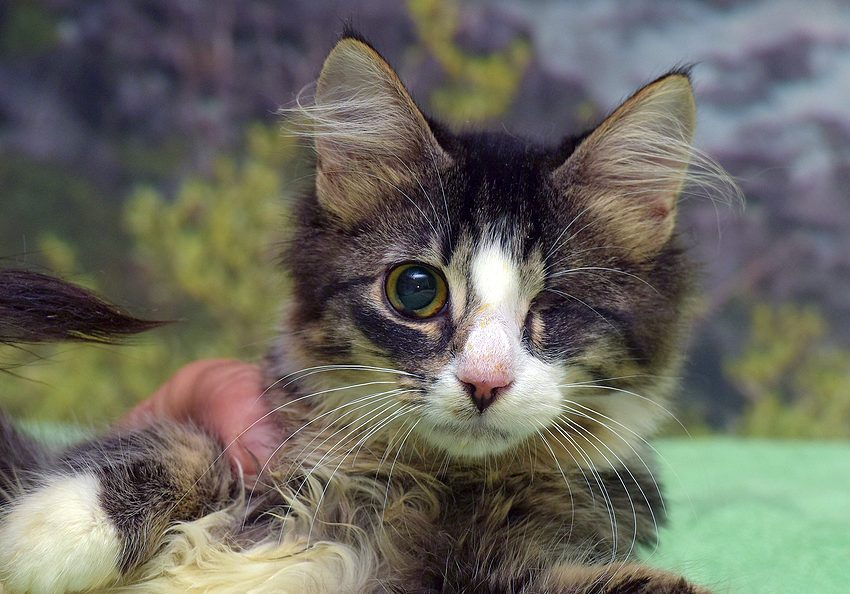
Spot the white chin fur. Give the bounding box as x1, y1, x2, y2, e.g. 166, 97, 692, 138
0, 473, 121, 594
418, 422, 523, 458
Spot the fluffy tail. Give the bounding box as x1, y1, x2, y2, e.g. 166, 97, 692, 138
0, 270, 235, 593
0, 268, 165, 345
0, 268, 166, 493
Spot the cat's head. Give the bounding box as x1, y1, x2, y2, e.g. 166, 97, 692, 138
279, 35, 723, 466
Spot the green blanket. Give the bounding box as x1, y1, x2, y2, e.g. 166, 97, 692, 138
651, 439, 849, 593
18, 426, 850, 593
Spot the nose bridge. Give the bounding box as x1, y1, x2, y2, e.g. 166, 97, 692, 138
457, 305, 516, 378
455, 241, 524, 374
455, 305, 517, 412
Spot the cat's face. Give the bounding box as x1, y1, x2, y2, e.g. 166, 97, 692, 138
283, 37, 704, 465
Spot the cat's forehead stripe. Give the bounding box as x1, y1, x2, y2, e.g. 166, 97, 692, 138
471, 243, 520, 308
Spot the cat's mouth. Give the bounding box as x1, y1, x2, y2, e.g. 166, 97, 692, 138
413, 362, 569, 457
430, 420, 512, 439
416, 416, 528, 457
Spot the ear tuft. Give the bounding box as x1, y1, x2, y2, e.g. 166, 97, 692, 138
554, 73, 734, 259
284, 37, 449, 225
313, 38, 434, 162
339, 25, 372, 46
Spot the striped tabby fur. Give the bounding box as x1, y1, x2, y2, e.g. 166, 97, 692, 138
0, 32, 736, 593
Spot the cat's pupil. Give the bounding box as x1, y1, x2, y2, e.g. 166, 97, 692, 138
396, 267, 437, 311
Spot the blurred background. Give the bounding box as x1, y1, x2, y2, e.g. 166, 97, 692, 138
1, 0, 848, 437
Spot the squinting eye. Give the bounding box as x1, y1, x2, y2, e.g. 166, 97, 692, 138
386, 263, 448, 319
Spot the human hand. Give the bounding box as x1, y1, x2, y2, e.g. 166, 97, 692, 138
122, 359, 276, 476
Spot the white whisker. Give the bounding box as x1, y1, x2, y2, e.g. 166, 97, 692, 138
242, 387, 407, 526
549, 266, 661, 295
305, 401, 414, 542
546, 423, 619, 564
561, 398, 669, 515
558, 383, 690, 435
544, 202, 598, 264
534, 425, 578, 536
554, 410, 648, 561
545, 288, 621, 334
379, 417, 421, 526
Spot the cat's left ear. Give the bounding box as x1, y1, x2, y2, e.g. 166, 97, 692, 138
307, 36, 450, 225
553, 73, 696, 259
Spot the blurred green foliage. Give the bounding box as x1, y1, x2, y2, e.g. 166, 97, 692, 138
0, 126, 299, 423
727, 303, 850, 438
124, 124, 295, 350
0, 156, 127, 283
408, 0, 531, 125
1, 0, 844, 440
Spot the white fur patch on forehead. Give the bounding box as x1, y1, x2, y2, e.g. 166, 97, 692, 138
470, 242, 522, 310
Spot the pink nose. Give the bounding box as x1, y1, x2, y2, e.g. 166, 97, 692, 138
456, 367, 513, 413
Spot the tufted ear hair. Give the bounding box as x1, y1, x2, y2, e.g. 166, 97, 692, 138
297, 35, 450, 225
553, 73, 698, 259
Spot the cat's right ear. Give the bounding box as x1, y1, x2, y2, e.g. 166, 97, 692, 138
302, 36, 450, 225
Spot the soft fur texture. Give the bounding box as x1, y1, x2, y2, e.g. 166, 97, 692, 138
0, 33, 737, 593
0, 269, 165, 345
0, 474, 122, 592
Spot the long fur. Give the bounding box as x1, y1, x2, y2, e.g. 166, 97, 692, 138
0, 269, 165, 346
0, 31, 731, 593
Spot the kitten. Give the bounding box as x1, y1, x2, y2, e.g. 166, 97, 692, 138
0, 32, 730, 593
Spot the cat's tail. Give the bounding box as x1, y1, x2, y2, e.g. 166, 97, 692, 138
0, 268, 163, 500
0, 270, 236, 592
0, 268, 166, 496
0, 268, 164, 486
0, 268, 166, 346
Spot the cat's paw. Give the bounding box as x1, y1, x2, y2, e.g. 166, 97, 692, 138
0, 473, 121, 594
618, 574, 711, 594
599, 570, 711, 594
542, 564, 711, 594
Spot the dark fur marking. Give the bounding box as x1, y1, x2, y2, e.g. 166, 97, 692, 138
0, 269, 165, 345
61, 425, 232, 573
0, 417, 48, 503
317, 274, 374, 303
351, 304, 449, 362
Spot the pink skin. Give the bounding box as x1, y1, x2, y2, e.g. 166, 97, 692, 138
455, 310, 516, 408
122, 359, 277, 476
456, 361, 513, 398
125, 318, 519, 475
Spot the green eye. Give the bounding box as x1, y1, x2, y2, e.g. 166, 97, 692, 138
386, 263, 448, 319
